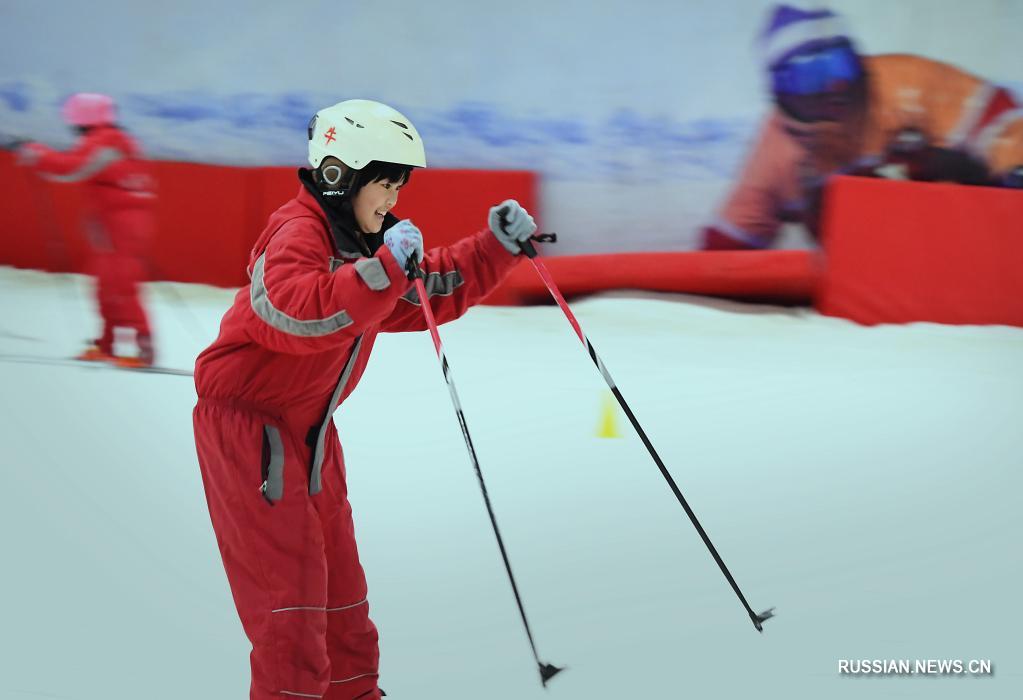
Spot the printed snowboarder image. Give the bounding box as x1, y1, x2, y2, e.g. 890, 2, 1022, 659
702, 4, 1023, 249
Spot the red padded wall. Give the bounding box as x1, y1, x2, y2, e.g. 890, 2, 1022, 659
0, 150, 88, 272
393, 169, 539, 250
817, 176, 1023, 326
148, 161, 257, 285
0, 155, 538, 290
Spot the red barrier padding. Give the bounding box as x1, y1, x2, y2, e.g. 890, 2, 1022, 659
817, 176, 1023, 326
0, 151, 89, 272
394, 169, 539, 250
0, 151, 48, 270
149, 161, 257, 286
0, 154, 538, 289
250, 167, 304, 240
485, 250, 820, 306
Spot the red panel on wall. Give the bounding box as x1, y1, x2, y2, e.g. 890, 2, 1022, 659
816, 176, 1023, 326
0, 152, 39, 268
392, 169, 539, 250
0, 151, 88, 273
250, 166, 303, 237
0, 157, 539, 289
148, 161, 256, 286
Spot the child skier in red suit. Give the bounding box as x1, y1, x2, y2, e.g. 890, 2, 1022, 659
17, 93, 156, 366
193, 99, 537, 700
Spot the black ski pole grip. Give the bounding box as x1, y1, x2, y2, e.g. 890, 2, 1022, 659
405, 252, 424, 281
498, 205, 539, 259
519, 238, 539, 259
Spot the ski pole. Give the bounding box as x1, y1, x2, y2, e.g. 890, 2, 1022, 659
503, 211, 774, 633
405, 254, 564, 686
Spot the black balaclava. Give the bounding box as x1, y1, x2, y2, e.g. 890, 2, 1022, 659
297, 167, 399, 259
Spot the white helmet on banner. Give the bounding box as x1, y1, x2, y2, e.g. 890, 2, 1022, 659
307, 99, 427, 171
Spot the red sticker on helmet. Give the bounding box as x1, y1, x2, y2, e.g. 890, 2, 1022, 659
324, 126, 337, 145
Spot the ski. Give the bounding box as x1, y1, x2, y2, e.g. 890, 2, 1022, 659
0, 352, 192, 377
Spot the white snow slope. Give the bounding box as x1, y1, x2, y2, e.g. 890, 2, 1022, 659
1, 266, 1020, 699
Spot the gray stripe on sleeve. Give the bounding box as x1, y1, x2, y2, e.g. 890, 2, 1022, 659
41, 147, 124, 183
353, 257, 391, 291
250, 253, 354, 337
400, 269, 464, 306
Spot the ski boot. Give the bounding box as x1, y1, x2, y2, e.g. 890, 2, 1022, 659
76, 344, 114, 363
114, 334, 155, 369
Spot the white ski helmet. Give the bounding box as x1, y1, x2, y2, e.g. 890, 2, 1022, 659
307, 99, 427, 171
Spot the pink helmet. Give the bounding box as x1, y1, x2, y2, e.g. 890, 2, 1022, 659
61, 93, 116, 127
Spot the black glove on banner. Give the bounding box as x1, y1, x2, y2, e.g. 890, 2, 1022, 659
875, 127, 990, 185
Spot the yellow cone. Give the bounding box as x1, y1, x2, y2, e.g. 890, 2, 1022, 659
596, 391, 621, 439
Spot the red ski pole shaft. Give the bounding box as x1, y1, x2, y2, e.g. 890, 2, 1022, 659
413, 275, 444, 356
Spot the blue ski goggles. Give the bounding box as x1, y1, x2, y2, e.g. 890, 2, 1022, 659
770, 42, 863, 97
771, 43, 864, 122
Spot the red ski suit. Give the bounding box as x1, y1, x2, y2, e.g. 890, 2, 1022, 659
193, 182, 519, 700
23, 126, 155, 352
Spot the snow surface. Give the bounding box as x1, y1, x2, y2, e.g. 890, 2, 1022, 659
1, 265, 1021, 699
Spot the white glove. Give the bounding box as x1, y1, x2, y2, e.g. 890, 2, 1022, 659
488, 199, 537, 255
383, 219, 424, 272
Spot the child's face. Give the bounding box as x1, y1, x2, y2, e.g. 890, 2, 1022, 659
352, 178, 403, 234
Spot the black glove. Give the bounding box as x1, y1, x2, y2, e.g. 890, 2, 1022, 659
919, 146, 990, 185
879, 127, 989, 185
